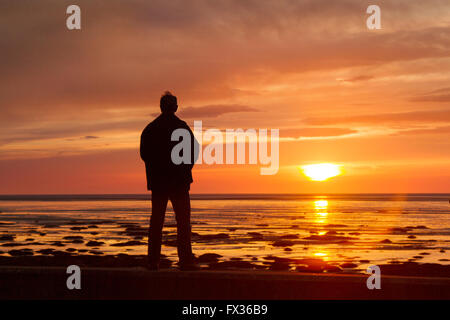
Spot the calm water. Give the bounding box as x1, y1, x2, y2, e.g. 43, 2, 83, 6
0, 194, 449, 271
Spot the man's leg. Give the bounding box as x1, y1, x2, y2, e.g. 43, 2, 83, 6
148, 190, 169, 268
170, 188, 194, 266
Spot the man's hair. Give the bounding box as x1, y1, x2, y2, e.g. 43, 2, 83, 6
160, 91, 177, 113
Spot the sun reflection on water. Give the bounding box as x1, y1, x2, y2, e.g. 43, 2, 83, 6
314, 200, 328, 210
314, 199, 328, 223
313, 250, 329, 261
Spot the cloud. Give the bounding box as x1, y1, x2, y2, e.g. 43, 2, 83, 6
1, 0, 450, 164
178, 105, 259, 118
410, 87, 450, 102
338, 75, 374, 83
0, 118, 145, 146
281, 127, 358, 138
305, 109, 450, 126
394, 125, 450, 136
429, 87, 450, 94
151, 104, 259, 118
1, 0, 450, 123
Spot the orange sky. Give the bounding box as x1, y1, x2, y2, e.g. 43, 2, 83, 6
0, 0, 449, 194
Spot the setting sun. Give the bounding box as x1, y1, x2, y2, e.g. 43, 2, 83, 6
301, 163, 342, 181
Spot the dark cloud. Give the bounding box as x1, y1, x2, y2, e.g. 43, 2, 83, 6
428, 87, 450, 94
339, 75, 374, 82
0, 119, 146, 146
1, 0, 450, 160
1, 0, 450, 122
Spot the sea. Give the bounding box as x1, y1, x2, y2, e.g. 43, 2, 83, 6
0, 194, 449, 271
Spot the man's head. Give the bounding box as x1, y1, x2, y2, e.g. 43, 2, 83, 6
160, 91, 178, 114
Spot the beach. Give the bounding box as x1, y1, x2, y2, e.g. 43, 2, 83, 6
0, 194, 449, 299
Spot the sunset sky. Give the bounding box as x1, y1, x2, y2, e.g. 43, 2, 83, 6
1, 0, 449, 194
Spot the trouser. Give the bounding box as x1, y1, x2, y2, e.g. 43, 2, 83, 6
148, 188, 193, 265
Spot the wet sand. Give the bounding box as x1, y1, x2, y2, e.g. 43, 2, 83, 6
1, 204, 449, 274
1, 254, 450, 277
1, 194, 449, 299
0, 255, 449, 299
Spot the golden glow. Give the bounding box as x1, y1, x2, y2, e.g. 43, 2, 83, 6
314, 199, 329, 223
314, 252, 327, 257
314, 200, 328, 209
313, 248, 330, 261
301, 163, 342, 181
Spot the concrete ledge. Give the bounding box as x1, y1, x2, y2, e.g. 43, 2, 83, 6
0, 267, 449, 299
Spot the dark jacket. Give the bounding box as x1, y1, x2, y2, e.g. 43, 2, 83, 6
140, 113, 198, 191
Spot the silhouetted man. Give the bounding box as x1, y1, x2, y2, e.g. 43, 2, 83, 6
140, 91, 199, 270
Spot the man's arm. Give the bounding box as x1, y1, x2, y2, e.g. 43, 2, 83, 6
140, 127, 151, 162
